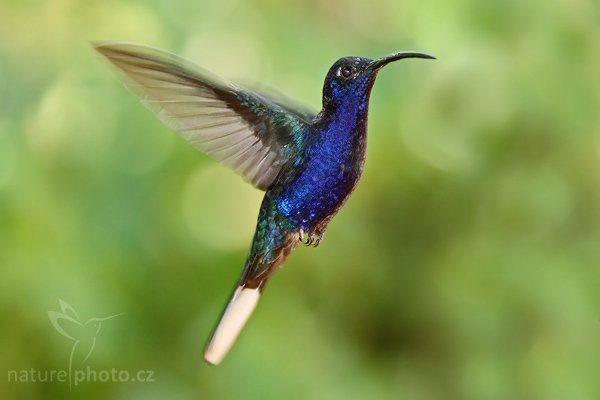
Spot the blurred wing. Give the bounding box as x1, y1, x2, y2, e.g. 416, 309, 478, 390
246, 82, 317, 122
94, 42, 313, 190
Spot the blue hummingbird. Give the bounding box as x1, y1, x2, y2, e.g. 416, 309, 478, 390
94, 42, 434, 365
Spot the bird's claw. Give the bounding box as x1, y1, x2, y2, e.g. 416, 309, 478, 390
300, 231, 323, 247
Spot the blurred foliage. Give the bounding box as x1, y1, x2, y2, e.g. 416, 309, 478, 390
1, 0, 600, 399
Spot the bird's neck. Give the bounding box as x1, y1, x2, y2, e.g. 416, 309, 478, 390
317, 93, 371, 139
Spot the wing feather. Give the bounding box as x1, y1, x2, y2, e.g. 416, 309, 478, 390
94, 42, 314, 190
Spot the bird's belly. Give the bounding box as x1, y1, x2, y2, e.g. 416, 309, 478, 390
275, 155, 363, 230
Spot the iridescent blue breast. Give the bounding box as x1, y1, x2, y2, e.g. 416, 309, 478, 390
275, 112, 368, 230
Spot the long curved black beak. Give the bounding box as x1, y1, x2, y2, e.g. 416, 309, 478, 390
368, 52, 436, 71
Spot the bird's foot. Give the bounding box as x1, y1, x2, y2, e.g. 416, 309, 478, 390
299, 230, 323, 247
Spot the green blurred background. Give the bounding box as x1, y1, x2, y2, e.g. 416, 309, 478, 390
1, 0, 599, 399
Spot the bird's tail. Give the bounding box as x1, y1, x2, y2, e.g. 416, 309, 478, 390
203, 284, 261, 365
204, 219, 299, 365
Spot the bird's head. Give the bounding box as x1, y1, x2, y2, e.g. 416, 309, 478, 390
321, 51, 435, 112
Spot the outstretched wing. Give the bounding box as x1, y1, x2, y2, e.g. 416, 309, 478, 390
94, 42, 314, 190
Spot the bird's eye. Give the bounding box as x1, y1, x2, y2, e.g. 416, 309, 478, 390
341, 66, 353, 78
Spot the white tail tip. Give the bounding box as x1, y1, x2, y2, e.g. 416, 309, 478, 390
204, 286, 261, 365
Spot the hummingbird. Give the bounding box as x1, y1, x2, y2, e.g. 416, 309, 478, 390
94, 42, 434, 365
